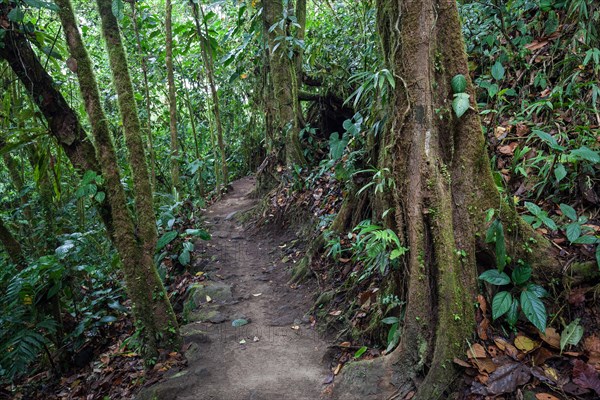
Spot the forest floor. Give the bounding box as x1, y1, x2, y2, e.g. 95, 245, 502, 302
137, 176, 331, 400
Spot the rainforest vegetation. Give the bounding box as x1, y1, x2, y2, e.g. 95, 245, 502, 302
0, 0, 599, 399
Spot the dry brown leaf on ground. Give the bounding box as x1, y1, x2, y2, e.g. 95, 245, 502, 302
467, 343, 487, 359
535, 393, 560, 400
498, 142, 518, 155
540, 327, 560, 349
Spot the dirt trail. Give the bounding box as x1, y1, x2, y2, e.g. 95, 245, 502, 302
139, 177, 330, 400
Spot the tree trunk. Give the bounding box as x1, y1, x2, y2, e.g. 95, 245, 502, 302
190, 1, 229, 188
263, 0, 306, 167
166, 0, 180, 191
56, 0, 180, 356
130, 0, 157, 190
333, 1, 559, 399
0, 217, 25, 268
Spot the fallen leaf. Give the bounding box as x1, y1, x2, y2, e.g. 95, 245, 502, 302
478, 317, 490, 340
333, 363, 342, 375
472, 357, 497, 374
453, 358, 472, 368
252, 293, 262, 297
515, 335, 538, 353
467, 343, 487, 359
572, 359, 600, 395
239, 339, 246, 344
253, 336, 259, 342
533, 347, 555, 365
525, 40, 548, 51
322, 372, 334, 384
477, 294, 488, 315
494, 337, 520, 359
195, 271, 205, 277
535, 393, 559, 400
494, 126, 508, 140
498, 142, 518, 156
291, 325, 300, 330
329, 310, 342, 316
339, 342, 351, 347
482, 362, 531, 395
540, 327, 560, 349
206, 295, 212, 303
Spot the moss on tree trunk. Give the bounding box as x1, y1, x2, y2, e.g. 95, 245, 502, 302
56, 0, 180, 357
333, 1, 560, 398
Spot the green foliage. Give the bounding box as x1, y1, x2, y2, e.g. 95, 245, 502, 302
479, 215, 548, 332
522, 202, 557, 231
560, 318, 583, 353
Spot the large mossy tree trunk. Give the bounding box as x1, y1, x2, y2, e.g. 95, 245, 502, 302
56, 0, 180, 357
334, 1, 558, 399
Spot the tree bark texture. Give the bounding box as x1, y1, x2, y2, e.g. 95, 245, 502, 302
334, 1, 559, 399
166, 0, 180, 191
56, 0, 180, 356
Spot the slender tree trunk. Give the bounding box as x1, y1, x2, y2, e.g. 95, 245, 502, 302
130, 0, 157, 189
190, 1, 228, 188
56, 0, 180, 356
0, 217, 25, 268
334, 2, 559, 399
263, 0, 306, 167
166, 0, 180, 191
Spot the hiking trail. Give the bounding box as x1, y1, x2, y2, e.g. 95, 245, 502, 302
138, 176, 331, 400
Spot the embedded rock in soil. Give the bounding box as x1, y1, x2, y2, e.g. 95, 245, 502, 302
188, 281, 233, 305
180, 323, 211, 344
135, 368, 210, 400
187, 306, 227, 324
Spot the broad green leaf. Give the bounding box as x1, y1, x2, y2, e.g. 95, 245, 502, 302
381, 317, 399, 325
479, 270, 511, 285
491, 61, 505, 80
554, 164, 567, 182
506, 298, 519, 327
112, 0, 124, 21
354, 346, 367, 358
560, 319, 583, 353
540, 216, 557, 231
492, 291, 513, 320
23, 0, 59, 11
452, 93, 470, 118
573, 235, 598, 245
329, 132, 349, 160
520, 290, 547, 332
185, 229, 211, 240
94, 192, 106, 203
533, 130, 564, 151
526, 283, 548, 298
8, 7, 25, 22
524, 201, 542, 216
560, 204, 577, 221
156, 231, 178, 251
565, 223, 581, 243
178, 249, 190, 266
511, 264, 532, 286
451, 74, 467, 93
570, 146, 600, 163
386, 323, 399, 352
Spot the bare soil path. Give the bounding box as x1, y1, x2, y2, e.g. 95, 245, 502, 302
138, 176, 330, 400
